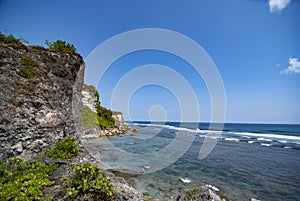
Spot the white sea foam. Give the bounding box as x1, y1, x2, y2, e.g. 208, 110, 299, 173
225, 138, 239, 142
206, 184, 220, 192
133, 123, 202, 133
257, 138, 273, 142
232, 132, 300, 142
261, 143, 272, 147
180, 178, 191, 183
132, 123, 300, 145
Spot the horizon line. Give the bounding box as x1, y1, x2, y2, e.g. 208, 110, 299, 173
124, 120, 300, 125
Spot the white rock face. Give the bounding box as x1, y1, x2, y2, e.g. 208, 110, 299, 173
112, 114, 124, 124
82, 87, 97, 113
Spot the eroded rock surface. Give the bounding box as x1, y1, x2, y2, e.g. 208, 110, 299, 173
0, 43, 85, 160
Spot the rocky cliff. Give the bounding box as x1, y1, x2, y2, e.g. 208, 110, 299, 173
81, 84, 128, 138
0, 43, 85, 160
82, 84, 98, 113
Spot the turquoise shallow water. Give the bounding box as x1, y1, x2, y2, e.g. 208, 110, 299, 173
84, 122, 300, 201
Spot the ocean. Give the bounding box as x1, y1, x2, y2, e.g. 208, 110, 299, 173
84, 122, 300, 201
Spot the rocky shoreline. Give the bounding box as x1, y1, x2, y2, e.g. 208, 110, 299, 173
0, 40, 229, 201
80, 140, 228, 201
81, 132, 229, 201
82, 124, 129, 139
44, 146, 144, 201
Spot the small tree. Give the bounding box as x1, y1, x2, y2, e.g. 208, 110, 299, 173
45, 39, 77, 53
0, 33, 21, 44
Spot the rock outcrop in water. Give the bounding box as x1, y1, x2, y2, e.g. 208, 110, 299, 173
0, 43, 85, 160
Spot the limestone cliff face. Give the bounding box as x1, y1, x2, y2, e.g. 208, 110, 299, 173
82, 84, 98, 113
81, 85, 128, 137
112, 114, 124, 125
0, 43, 85, 160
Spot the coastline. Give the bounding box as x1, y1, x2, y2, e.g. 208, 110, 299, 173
82, 131, 229, 201
84, 122, 300, 201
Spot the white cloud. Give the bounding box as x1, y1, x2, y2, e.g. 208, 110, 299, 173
269, 0, 291, 12
280, 57, 300, 74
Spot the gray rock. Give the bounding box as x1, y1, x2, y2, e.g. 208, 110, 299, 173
0, 43, 84, 160
176, 185, 227, 201
12, 142, 23, 153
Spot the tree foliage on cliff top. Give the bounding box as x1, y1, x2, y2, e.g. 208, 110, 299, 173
112, 111, 122, 115
0, 33, 28, 45
82, 84, 121, 129
45, 39, 77, 54
96, 103, 116, 129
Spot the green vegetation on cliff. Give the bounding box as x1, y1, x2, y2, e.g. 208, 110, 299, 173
18, 55, 38, 78
65, 163, 114, 199
96, 103, 116, 129
0, 137, 115, 200
45, 39, 77, 54
82, 84, 118, 129
0, 33, 27, 45
45, 136, 79, 160
82, 106, 100, 129
0, 158, 57, 200
82, 104, 116, 129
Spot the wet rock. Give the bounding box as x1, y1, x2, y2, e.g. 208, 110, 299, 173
132, 127, 139, 133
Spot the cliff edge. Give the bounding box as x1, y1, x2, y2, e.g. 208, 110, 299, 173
81, 84, 128, 138
0, 43, 85, 160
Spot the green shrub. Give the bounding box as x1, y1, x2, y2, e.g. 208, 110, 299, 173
96, 103, 116, 129
0, 33, 21, 44
18, 55, 38, 78
82, 84, 120, 129
0, 33, 28, 45
0, 158, 57, 200
98, 116, 115, 129
66, 162, 114, 198
82, 105, 100, 129
188, 188, 197, 196
45, 40, 77, 53
21, 55, 38, 67
19, 66, 34, 78
81, 103, 117, 129
46, 137, 79, 160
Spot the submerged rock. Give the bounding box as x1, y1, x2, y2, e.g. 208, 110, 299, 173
132, 127, 139, 133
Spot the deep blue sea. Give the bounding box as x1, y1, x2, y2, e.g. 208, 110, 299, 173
84, 122, 300, 201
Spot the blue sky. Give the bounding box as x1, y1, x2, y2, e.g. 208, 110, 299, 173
0, 0, 299, 124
